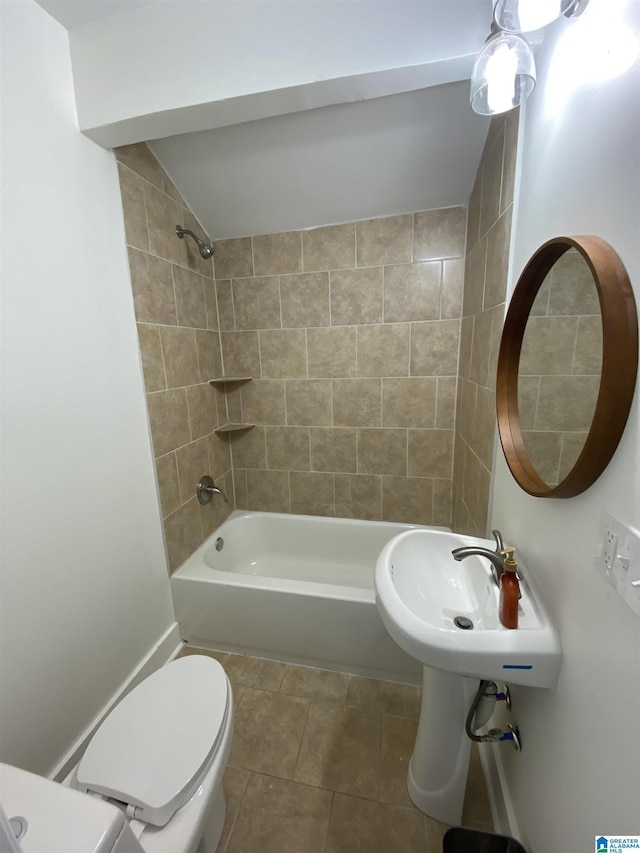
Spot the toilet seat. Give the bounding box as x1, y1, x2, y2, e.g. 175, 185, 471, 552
76, 656, 228, 829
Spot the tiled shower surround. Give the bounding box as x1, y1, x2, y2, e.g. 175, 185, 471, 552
214, 208, 466, 525
116, 144, 233, 572
453, 110, 518, 536
116, 133, 520, 569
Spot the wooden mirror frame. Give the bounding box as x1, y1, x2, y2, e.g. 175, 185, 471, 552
496, 235, 638, 498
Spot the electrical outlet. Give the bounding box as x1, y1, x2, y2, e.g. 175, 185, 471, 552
597, 509, 640, 617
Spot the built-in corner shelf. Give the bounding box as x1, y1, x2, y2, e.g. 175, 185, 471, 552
214, 422, 255, 434
209, 377, 252, 386
210, 377, 254, 434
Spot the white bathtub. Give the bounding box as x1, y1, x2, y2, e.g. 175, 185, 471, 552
170, 510, 425, 684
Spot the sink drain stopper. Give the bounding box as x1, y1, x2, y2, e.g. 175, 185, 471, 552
454, 616, 474, 630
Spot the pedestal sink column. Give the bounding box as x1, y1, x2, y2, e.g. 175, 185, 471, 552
407, 666, 475, 826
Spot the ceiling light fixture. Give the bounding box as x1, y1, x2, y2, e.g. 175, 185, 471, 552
470, 29, 536, 115
493, 0, 591, 34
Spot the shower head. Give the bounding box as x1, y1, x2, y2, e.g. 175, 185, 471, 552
175, 225, 214, 259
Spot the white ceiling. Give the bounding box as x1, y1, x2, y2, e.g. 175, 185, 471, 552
36, 0, 494, 240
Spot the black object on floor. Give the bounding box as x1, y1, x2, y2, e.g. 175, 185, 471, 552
443, 827, 526, 853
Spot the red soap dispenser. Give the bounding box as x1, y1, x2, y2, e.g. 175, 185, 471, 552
499, 547, 519, 629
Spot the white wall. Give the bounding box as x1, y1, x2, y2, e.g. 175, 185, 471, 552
65, 0, 491, 146
491, 1, 640, 849
0, 0, 176, 776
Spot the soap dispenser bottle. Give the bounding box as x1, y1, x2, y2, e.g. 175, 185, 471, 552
499, 547, 519, 629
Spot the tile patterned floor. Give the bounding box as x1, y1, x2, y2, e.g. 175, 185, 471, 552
179, 647, 494, 853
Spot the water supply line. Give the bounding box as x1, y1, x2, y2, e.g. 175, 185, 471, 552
465, 679, 521, 751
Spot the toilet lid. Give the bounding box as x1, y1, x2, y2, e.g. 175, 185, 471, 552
76, 656, 228, 828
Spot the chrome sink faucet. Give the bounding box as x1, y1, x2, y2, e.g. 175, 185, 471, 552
451, 530, 506, 587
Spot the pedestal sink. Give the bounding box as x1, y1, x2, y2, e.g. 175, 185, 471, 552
374, 528, 562, 825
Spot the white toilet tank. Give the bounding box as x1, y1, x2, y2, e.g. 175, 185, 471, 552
0, 763, 144, 853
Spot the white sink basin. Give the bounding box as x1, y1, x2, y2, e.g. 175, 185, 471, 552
375, 529, 562, 689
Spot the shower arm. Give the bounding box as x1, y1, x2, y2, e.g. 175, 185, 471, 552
175, 225, 214, 259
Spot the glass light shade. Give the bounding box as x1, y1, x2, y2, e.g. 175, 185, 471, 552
493, 0, 580, 33
470, 31, 536, 115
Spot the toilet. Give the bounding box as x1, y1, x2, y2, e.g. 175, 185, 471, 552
0, 655, 233, 853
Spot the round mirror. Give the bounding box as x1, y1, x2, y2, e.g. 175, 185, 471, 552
496, 236, 638, 498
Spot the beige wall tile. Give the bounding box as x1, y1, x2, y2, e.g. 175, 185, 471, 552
160, 326, 200, 388
468, 309, 493, 388
432, 478, 452, 527
186, 383, 218, 440
204, 281, 219, 331
356, 215, 413, 267
458, 379, 478, 446
310, 428, 357, 473
383, 262, 441, 322
479, 130, 504, 239
357, 323, 410, 377
253, 231, 302, 276
230, 426, 267, 469
410, 320, 460, 376
290, 471, 335, 516
246, 469, 290, 512
280, 272, 330, 328
173, 265, 208, 329
195, 329, 222, 381
164, 497, 203, 573
286, 380, 332, 426
215, 279, 235, 331
233, 276, 281, 330
221, 331, 261, 377
200, 480, 231, 536
334, 473, 382, 520
118, 164, 149, 252
516, 376, 540, 431
382, 377, 436, 428
128, 247, 177, 325
501, 108, 519, 215
458, 315, 474, 382
536, 375, 600, 431
558, 432, 588, 481
483, 209, 511, 310
548, 252, 600, 315
241, 380, 286, 425
155, 452, 181, 518
208, 431, 232, 480
213, 237, 253, 279
436, 376, 457, 429
487, 304, 506, 392
462, 238, 486, 318
266, 426, 310, 471
474, 385, 497, 470
146, 388, 191, 456
382, 476, 433, 525
413, 206, 466, 261
137, 323, 166, 392
332, 378, 382, 427
303, 223, 355, 271
260, 329, 307, 379
330, 268, 383, 326
234, 468, 248, 509
462, 445, 491, 536
115, 143, 163, 187
522, 431, 562, 485
408, 429, 453, 478
442, 258, 464, 319
466, 170, 482, 253
520, 316, 577, 376
307, 326, 356, 378
161, 172, 186, 206
573, 315, 603, 375
357, 428, 407, 475
176, 437, 209, 504
144, 183, 187, 266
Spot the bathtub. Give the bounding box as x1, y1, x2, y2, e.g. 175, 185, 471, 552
170, 510, 425, 684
